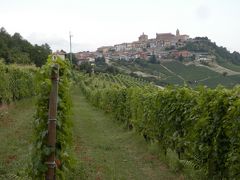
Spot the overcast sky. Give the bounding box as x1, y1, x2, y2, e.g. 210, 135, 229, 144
0, 0, 240, 53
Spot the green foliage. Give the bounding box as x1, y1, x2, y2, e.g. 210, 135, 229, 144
95, 56, 106, 64
148, 55, 158, 64
180, 37, 240, 65
79, 61, 120, 75
30, 44, 52, 67
79, 62, 93, 74
0, 60, 36, 104
0, 27, 52, 66
31, 56, 73, 179
178, 54, 184, 62
65, 53, 77, 65
78, 72, 240, 179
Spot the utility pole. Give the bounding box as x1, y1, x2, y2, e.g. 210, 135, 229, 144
69, 32, 73, 64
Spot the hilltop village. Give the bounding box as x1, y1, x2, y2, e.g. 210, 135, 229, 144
73, 29, 214, 64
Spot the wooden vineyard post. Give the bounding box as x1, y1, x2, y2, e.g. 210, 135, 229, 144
45, 64, 59, 180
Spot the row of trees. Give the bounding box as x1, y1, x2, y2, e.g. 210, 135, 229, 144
78, 57, 120, 75
0, 27, 51, 66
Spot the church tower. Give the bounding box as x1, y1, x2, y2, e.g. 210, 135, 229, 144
139, 32, 148, 42
176, 29, 180, 36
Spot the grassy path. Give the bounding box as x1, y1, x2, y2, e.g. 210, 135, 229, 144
0, 89, 179, 179
72, 88, 178, 180
0, 99, 34, 179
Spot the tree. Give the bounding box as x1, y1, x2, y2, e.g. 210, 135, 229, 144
95, 57, 105, 64
0, 27, 52, 66
66, 53, 77, 65
222, 71, 228, 77
105, 65, 119, 75
191, 54, 196, 61
12, 32, 23, 41
178, 55, 184, 62
149, 55, 157, 64
30, 44, 52, 67
8, 49, 31, 64
79, 62, 92, 74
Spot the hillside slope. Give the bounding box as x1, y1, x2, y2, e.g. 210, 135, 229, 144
110, 59, 240, 88
180, 37, 240, 67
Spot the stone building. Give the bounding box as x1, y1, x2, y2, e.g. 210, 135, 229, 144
114, 43, 128, 52
175, 29, 189, 42
174, 50, 192, 58
156, 33, 176, 47
97, 46, 113, 54
176, 29, 180, 36
138, 32, 148, 42
97, 29, 190, 60
75, 51, 95, 65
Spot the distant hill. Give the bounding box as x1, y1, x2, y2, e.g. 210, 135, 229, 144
108, 37, 240, 88
179, 37, 240, 71
0, 27, 52, 67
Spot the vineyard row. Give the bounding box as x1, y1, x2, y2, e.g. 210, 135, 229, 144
78, 72, 240, 179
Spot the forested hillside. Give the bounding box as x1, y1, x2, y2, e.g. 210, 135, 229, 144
0, 27, 51, 67
180, 37, 240, 65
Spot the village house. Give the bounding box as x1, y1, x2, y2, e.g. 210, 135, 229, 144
175, 29, 189, 42
75, 51, 95, 65
96, 29, 190, 61
195, 53, 215, 63
52, 50, 66, 60
97, 46, 113, 54
156, 33, 176, 47
114, 43, 128, 52
174, 50, 192, 58
148, 39, 157, 48
132, 41, 142, 51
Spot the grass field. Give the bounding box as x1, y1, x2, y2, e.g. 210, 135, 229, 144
228, 74, 240, 83
216, 59, 240, 72
0, 99, 34, 179
161, 61, 220, 81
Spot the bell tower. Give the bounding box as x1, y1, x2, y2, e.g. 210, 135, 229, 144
176, 29, 180, 36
